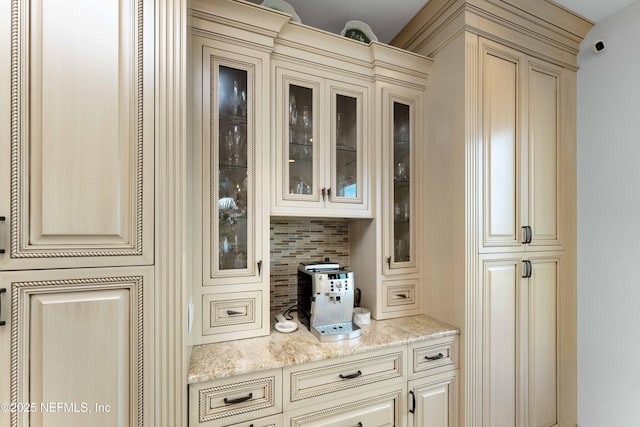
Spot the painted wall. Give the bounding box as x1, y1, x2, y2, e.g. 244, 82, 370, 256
577, 1, 640, 425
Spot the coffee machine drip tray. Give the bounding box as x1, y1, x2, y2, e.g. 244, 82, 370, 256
311, 321, 361, 342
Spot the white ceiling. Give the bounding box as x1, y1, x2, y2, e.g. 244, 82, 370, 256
554, 0, 637, 23
248, 0, 638, 44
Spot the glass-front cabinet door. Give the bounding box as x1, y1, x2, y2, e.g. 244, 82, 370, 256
273, 65, 370, 216
329, 86, 365, 207
283, 80, 320, 202
203, 52, 262, 285
384, 91, 418, 273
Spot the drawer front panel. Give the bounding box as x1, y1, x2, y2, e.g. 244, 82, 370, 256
225, 413, 283, 427
286, 389, 402, 427
190, 370, 282, 425
381, 279, 420, 313
287, 349, 405, 403
410, 336, 458, 378
202, 291, 262, 336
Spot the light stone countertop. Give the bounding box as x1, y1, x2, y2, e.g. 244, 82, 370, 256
188, 314, 459, 384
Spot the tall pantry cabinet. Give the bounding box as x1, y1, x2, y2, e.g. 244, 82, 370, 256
392, 1, 592, 426
0, 0, 161, 425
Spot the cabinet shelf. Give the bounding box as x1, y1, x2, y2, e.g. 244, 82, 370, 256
219, 163, 248, 170
336, 144, 357, 153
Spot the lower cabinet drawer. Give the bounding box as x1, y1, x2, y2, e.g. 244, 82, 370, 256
225, 413, 283, 427
202, 290, 264, 336
381, 279, 420, 315
284, 347, 406, 408
189, 369, 282, 426
284, 388, 405, 427
409, 336, 458, 379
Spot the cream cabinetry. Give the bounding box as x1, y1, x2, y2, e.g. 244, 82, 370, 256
408, 336, 459, 427
409, 371, 459, 427
0, 0, 157, 425
480, 38, 565, 253
481, 253, 561, 427
392, 0, 590, 425
351, 80, 428, 320
283, 388, 405, 427
188, 2, 285, 344
188, 368, 283, 426
0, 267, 153, 427
273, 65, 370, 217
0, 0, 154, 271
188, 347, 406, 427
227, 414, 283, 427
189, 336, 459, 427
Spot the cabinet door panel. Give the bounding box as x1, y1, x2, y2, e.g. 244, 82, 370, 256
481, 256, 521, 427
275, 68, 323, 208
410, 370, 458, 427
528, 256, 560, 427
527, 64, 562, 249
328, 84, 367, 209
383, 88, 420, 274
2, 267, 152, 427
480, 41, 524, 251
201, 47, 264, 286
2, 0, 154, 270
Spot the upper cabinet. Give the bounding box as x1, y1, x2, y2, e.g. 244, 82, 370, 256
188, 0, 287, 344
0, 0, 155, 270
383, 89, 421, 274
273, 66, 369, 216
480, 38, 565, 253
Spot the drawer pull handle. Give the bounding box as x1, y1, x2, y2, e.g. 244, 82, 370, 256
339, 370, 362, 380
0, 288, 6, 326
223, 392, 253, 405
425, 353, 444, 361
226, 310, 244, 316
409, 390, 415, 414
357, 423, 363, 427
0, 216, 6, 254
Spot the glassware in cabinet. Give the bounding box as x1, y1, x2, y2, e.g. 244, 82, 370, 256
382, 93, 418, 275
392, 102, 411, 264
287, 84, 315, 197
273, 65, 371, 216
214, 64, 253, 275
334, 93, 360, 200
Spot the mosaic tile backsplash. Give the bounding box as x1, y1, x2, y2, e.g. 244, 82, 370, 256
270, 218, 350, 313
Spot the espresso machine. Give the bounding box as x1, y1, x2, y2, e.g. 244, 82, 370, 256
297, 262, 360, 342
